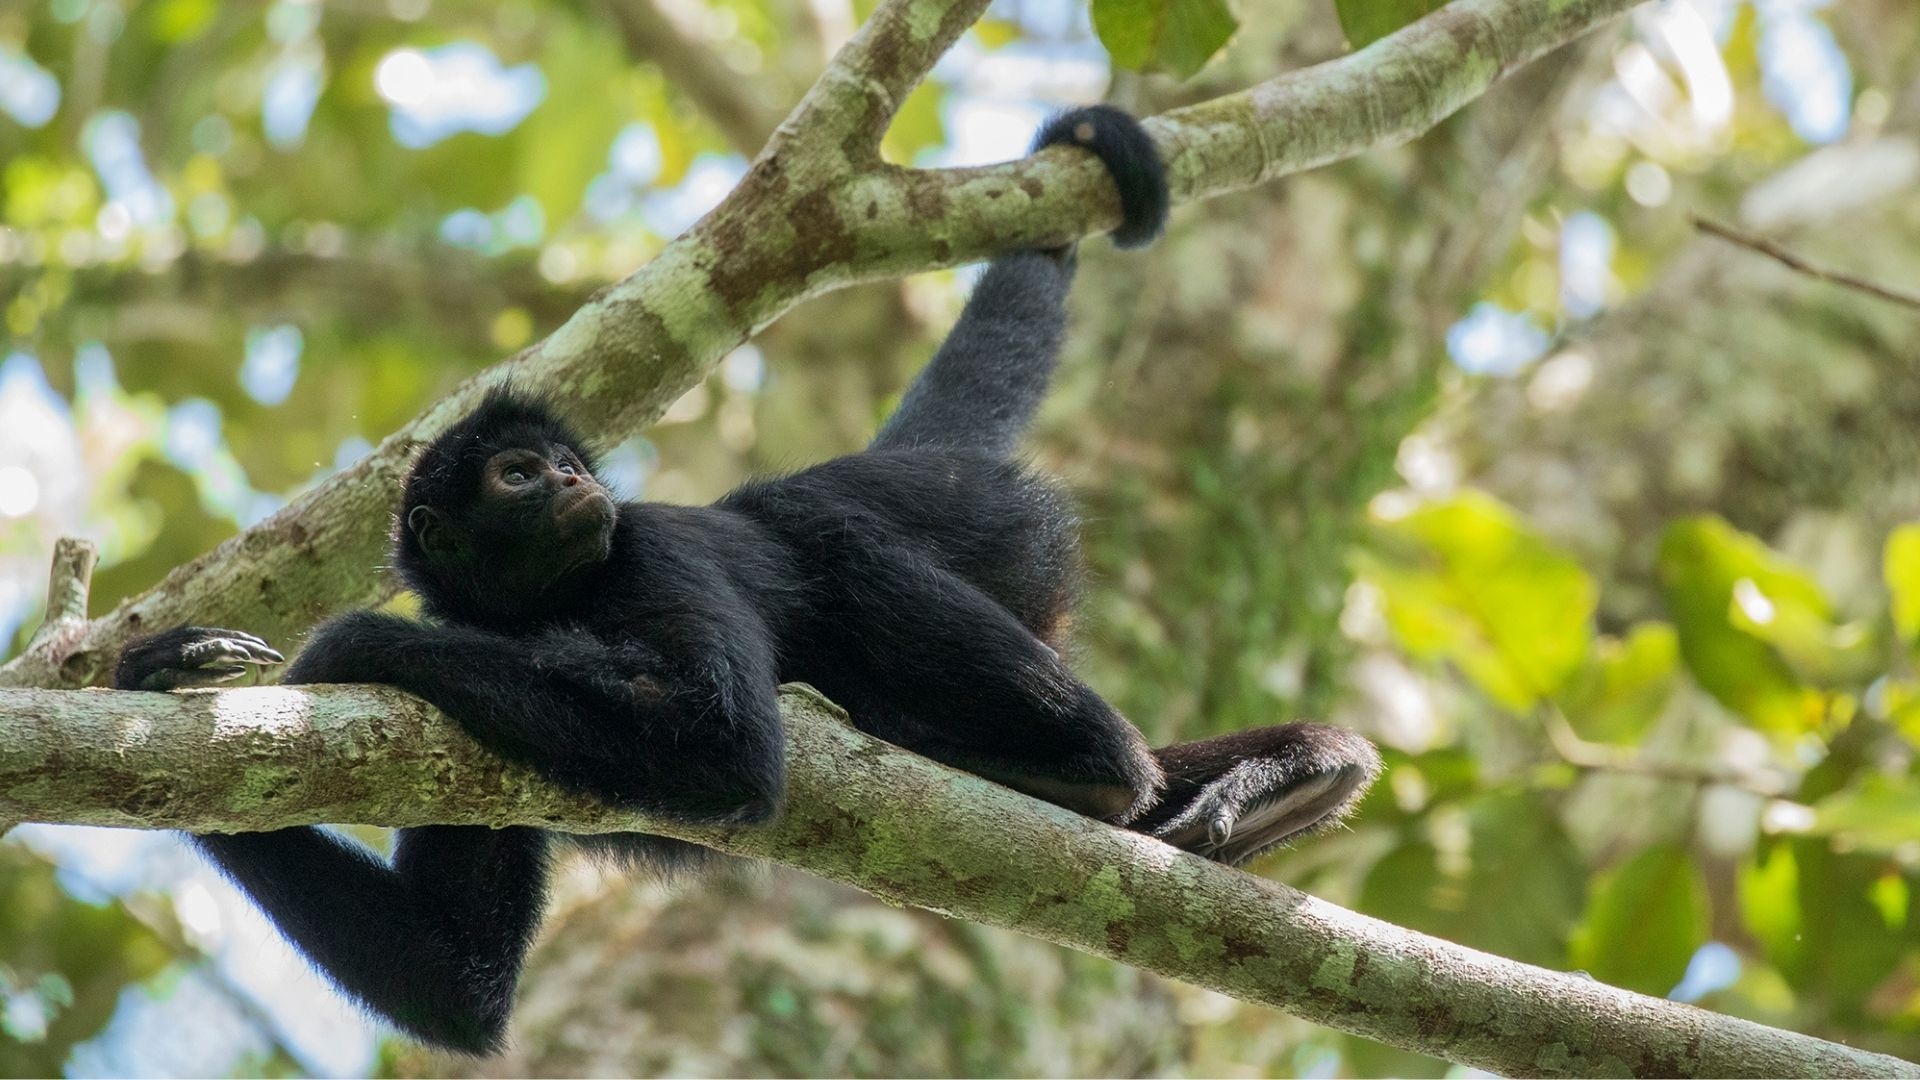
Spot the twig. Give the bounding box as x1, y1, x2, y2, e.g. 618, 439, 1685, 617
1538, 704, 1789, 796
24, 537, 97, 654
1692, 214, 1920, 312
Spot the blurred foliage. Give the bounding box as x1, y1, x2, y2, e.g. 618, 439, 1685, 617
1090, 0, 1235, 79
1332, 0, 1440, 50
0, 845, 177, 1076
4, 0, 1920, 1076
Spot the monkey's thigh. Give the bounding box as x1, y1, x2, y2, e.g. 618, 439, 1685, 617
802, 551, 1159, 820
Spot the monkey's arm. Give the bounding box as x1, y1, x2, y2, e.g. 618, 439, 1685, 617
113, 627, 549, 1054
288, 610, 786, 822
192, 825, 548, 1054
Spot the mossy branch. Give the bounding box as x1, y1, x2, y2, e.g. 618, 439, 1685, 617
0, 683, 1911, 1079
0, 0, 1643, 692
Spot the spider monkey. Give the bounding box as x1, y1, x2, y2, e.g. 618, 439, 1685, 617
116, 106, 1380, 1054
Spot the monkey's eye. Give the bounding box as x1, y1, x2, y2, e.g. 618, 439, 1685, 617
557, 461, 579, 476
502, 466, 533, 484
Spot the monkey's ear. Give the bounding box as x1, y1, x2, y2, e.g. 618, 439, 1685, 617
406, 505, 454, 556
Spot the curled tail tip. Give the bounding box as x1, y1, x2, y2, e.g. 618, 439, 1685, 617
1032, 104, 1170, 249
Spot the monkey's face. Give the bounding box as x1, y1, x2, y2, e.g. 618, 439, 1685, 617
477, 443, 618, 563
402, 438, 618, 618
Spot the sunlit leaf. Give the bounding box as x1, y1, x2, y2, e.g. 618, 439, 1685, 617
1657, 516, 1830, 735
1809, 775, 1920, 855
1557, 622, 1679, 743
1356, 492, 1595, 710
1887, 524, 1920, 649
1878, 680, 1920, 744
1570, 844, 1707, 995
973, 18, 1024, 49
1333, 0, 1442, 49
1092, 0, 1238, 79
148, 0, 217, 42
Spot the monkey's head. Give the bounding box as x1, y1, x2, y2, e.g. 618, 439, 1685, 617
396, 388, 619, 623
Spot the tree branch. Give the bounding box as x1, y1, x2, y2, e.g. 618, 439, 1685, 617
0, 0, 1644, 696
24, 538, 96, 657
0, 684, 1909, 1078
1692, 214, 1920, 311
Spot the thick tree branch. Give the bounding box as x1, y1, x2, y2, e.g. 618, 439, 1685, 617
0, 684, 1910, 1079
0, 0, 1644, 696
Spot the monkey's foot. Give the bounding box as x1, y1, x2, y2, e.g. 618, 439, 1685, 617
1137, 724, 1381, 866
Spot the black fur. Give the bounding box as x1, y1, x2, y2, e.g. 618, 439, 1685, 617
116, 106, 1379, 1054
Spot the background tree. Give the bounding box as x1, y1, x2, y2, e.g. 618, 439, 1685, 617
1, 0, 1917, 1075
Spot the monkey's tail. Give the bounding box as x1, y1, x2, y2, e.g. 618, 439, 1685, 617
870, 106, 1168, 457
1029, 103, 1169, 249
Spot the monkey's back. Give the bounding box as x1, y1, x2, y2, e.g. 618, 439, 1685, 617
721, 449, 1081, 643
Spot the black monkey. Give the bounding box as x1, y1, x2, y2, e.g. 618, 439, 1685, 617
116, 106, 1380, 1053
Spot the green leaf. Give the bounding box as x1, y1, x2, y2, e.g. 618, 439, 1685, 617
1359, 792, 1585, 966
1739, 844, 1802, 971
1557, 623, 1679, 743
1769, 840, 1905, 1007
148, 0, 217, 42
1809, 775, 1920, 855
1887, 523, 1920, 649
1356, 492, 1595, 710
972, 18, 1024, 49
1570, 844, 1708, 996
1657, 516, 1831, 735
1878, 679, 1920, 743
1334, 0, 1441, 49
1092, 0, 1238, 79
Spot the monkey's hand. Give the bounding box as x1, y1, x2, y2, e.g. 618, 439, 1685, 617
115, 626, 285, 691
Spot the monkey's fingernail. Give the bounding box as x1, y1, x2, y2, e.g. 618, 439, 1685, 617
1208, 816, 1233, 845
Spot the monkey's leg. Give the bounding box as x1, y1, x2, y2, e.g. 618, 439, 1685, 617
1131, 724, 1382, 866
192, 825, 550, 1054
820, 550, 1163, 821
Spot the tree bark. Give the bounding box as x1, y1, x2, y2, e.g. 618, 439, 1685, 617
0, 683, 1910, 1079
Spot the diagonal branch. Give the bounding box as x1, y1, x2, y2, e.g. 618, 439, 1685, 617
767, 0, 988, 160
1692, 214, 1920, 311
0, 0, 1646, 693
0, 683, 1911, 1079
